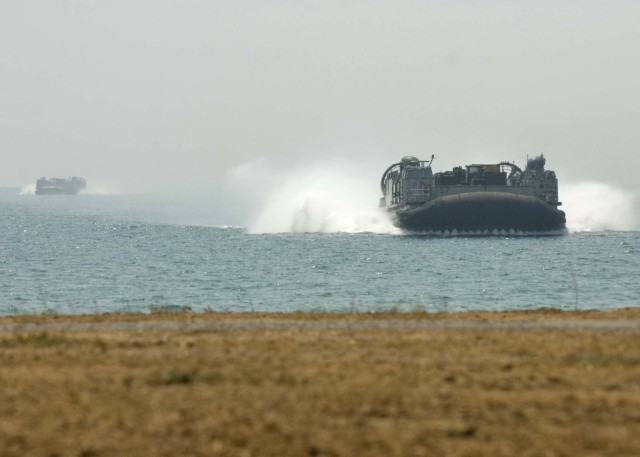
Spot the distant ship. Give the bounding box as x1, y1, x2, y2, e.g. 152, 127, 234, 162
380, 155, 566, 232
35, 177, 86, 195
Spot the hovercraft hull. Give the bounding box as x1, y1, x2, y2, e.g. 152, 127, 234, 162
35, 176, 86, 195
394, 192, 566, 232
35, 187, 80, 195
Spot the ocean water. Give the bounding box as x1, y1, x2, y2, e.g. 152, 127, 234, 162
1, 188, 639, 315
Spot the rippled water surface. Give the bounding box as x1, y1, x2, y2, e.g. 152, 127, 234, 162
1, 190, 638, 314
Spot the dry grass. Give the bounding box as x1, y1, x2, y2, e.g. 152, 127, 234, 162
1, 309, 640, 456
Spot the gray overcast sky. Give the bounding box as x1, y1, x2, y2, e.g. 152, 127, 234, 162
2, 1, 639, 193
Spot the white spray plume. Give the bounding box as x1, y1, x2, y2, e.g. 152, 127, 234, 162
563, 181, 639, 232
20, 184, 36, 195
240, 157, 398, 234
80, 183, 117, 195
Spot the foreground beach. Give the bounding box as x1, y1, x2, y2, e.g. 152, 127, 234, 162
1, 309, 640, 456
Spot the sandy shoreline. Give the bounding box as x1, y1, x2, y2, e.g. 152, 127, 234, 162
1, 308, 640, 456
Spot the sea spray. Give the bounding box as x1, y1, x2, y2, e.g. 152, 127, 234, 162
79, 183, 117, 195
20, 184, 36, 195
563, 182, 640, 232
240, 158, 398, 234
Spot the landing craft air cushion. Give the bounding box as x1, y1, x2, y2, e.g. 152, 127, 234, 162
380, 155, 566, 232
35, 177, 86, 195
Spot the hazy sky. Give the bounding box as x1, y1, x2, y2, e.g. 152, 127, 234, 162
2, 1, 640, 193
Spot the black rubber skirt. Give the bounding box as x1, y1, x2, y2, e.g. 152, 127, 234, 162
394, 192, 566, 232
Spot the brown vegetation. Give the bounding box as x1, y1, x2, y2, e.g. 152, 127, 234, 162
1, 309, 640, 456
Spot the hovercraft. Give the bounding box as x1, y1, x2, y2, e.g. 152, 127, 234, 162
380, 155, 566, 232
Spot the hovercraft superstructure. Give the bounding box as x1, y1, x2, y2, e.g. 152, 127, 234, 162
35, 176, 86, 195
380, 155, 565, 232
